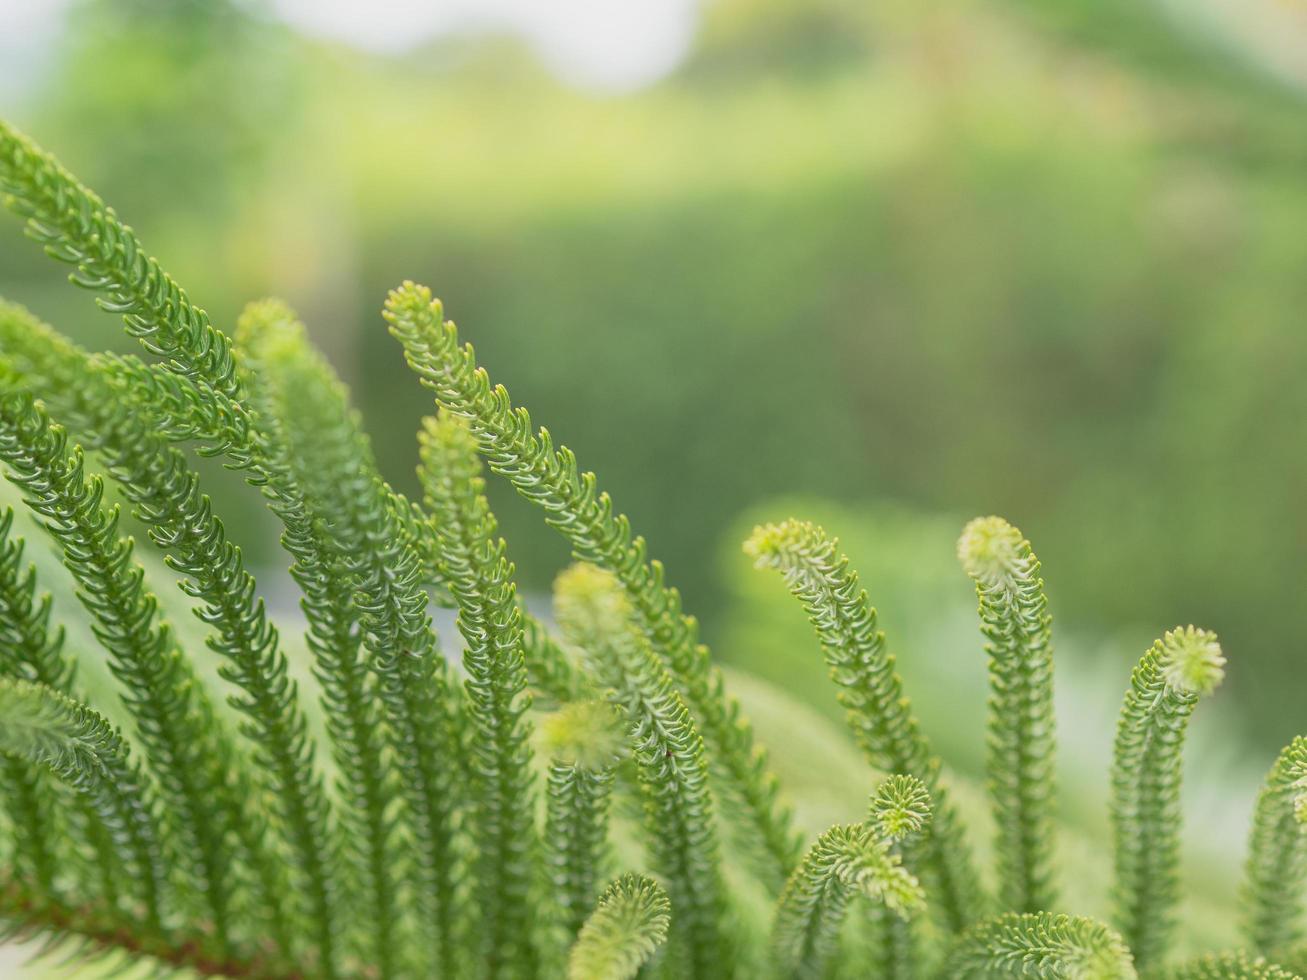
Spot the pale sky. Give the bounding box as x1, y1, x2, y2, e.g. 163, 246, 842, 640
0, 0, 702, 97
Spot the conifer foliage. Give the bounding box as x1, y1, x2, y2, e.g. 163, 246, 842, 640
0, 118, 1304, 977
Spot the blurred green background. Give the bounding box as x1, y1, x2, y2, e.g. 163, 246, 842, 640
3, 0, 1306, 767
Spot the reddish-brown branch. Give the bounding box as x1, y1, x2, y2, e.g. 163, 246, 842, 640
0, 876, 305, 979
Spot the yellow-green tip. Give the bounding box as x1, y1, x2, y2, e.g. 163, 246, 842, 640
383, 280, 443, 321
742, 518, 815, 568
1158, 626, 1225, 697
541, 700, 627, 772
553, 563, 631, 637
869, 774, 932, 842
957, 516, 1032, 590
234, 298, 305, 352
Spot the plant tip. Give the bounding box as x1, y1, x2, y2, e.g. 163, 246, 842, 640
957, 516, 1031, 591
1158, 625, 1225, 697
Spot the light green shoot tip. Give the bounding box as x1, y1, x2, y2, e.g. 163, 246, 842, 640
1158, 626, 1225, 698
957, 516, 1032, 591
869, 774, 932, 843
541, 700, 627, 772
553, 563, 631, 631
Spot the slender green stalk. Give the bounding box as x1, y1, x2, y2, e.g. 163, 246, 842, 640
420, 411, 537, 978
238, 301, 464, 974
1111, 626, 1225, 969
1, 299, 323, 964
744, 518, 982, 931
234, 303, 410, 976
1243, 736, 1307, 954
0, 121, 240, 399
567, 874, 670, 980
555, 563, 727, 979
0, 679, 166, 930
944, 912, 1136, 978
541, 700, 625, 946
958, 516, 1057, 913
385, 282, 800, 891
522, 614, 592, 706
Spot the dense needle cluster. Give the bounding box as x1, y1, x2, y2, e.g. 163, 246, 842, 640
0, 118, 1305, 978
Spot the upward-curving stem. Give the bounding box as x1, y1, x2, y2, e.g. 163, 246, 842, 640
420, 411, 538, 979
555, 564, 728, 980
385, 282, 800, 892
944, 911, 1136, 978
1243, 736, 1307, 954
0, 121, 241, 400
744, 518, 983, 932
1111, 626, 1225, 969
958, 516, 1058, 913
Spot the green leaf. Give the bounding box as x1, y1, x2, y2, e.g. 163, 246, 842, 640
0, 389, 256, 955
541, 700, 625, 951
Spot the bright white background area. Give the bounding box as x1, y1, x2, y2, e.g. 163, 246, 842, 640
0, 0, 702, 96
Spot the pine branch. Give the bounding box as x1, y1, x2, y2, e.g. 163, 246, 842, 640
1153, 951, 1301, 979
0, 872, 300, 979
1243, 736, 1307, 955
0, 679, 166, 930
384, 282, 801, 891
554, 563, 728, 979
1111, 627, 1225, 969
0, 121, 240, 400
238, 300, 466, 975
0, 390, 257, 955
420, 411, 538, 978
744, 518, 983, 931
944, 912, 1136, 978
958, 516, 1058, 913
567, 874, 670, 980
